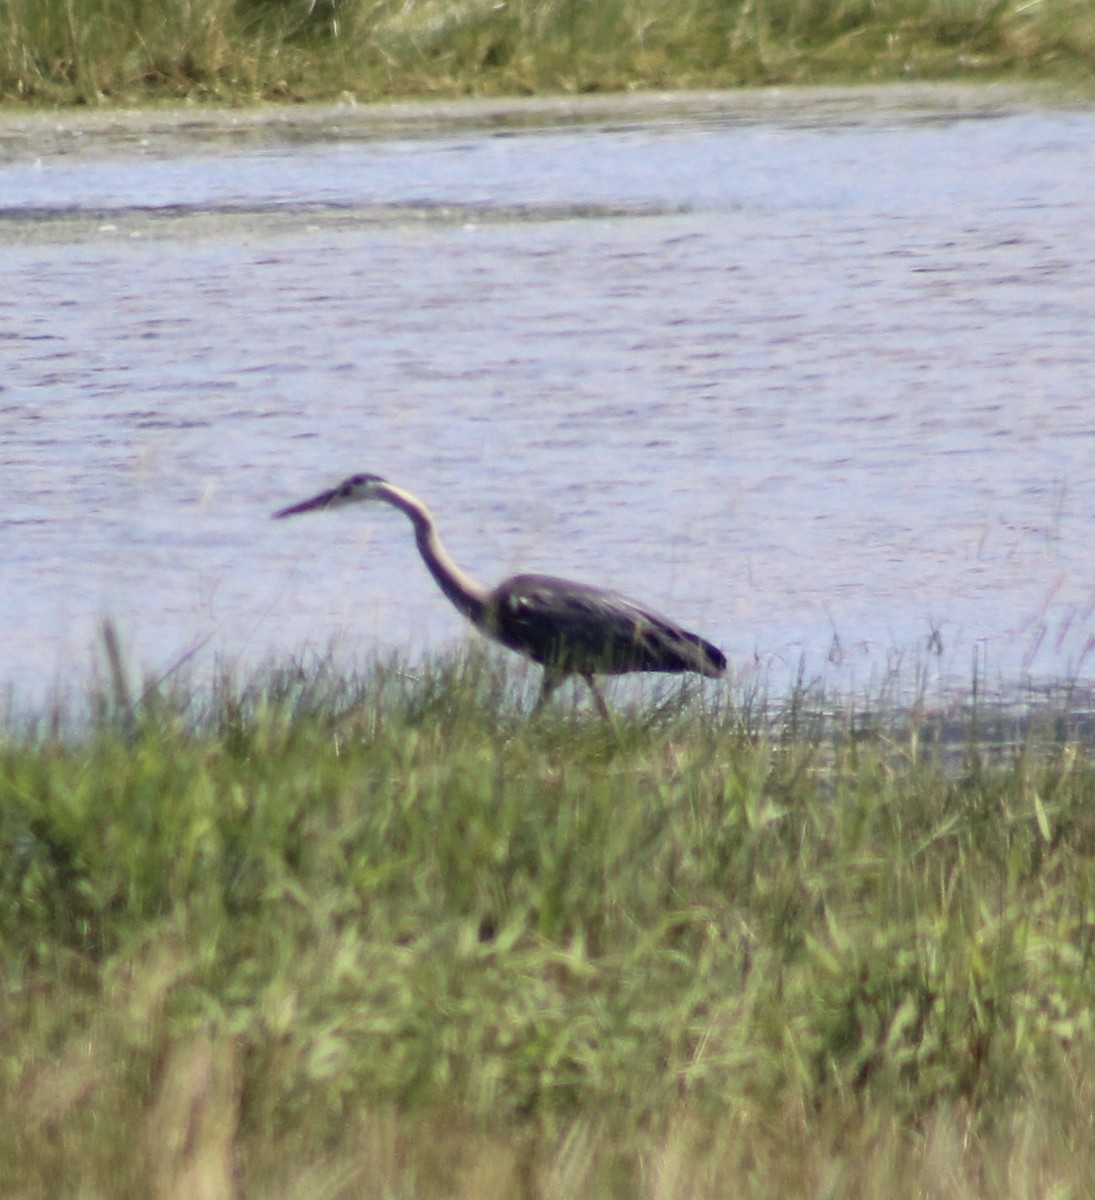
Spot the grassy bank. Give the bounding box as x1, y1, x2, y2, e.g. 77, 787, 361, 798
1, 0, 1093, 106
2, 651, 1095, 1196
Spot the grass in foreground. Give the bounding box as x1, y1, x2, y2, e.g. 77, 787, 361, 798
2, 651, 1095, 1197
1, 0, 1094, 106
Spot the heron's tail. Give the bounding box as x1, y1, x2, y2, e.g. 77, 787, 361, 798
685, 632, 727, 677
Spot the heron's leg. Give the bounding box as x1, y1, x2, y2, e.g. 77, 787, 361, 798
581, 672, 612, 722
532, 668, 564, 716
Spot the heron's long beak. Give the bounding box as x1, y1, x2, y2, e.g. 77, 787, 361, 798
272, 487, 340, 519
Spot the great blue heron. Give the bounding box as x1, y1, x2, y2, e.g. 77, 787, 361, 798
274, 474, 726, 717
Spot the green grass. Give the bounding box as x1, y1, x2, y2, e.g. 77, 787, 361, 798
1, 0, 1093, 105
3, 648, 1095, 1196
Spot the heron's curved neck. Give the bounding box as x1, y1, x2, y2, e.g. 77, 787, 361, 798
377, 483, 490, 624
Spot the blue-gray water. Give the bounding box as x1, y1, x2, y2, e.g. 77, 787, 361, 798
2, 87, 1094, 709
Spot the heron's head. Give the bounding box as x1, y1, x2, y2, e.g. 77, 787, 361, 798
273, 473, 390, 519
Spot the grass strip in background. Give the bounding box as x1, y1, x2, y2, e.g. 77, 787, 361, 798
0, 0, 1093, 106
2, 649, 1095, 1195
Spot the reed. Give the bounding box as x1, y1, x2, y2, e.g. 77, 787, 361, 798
2, 650, 1095, 1195
1, 0, 1093, 105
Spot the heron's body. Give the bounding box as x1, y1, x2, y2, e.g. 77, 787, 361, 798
274, 474, 725, 716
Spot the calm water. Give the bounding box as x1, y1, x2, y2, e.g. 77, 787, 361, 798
2, 87, 1094, 709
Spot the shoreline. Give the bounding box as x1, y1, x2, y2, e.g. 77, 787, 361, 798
0, 80, 1083, 159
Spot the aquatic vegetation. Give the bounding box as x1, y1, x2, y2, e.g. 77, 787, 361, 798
2, 652, 1095, 1194
1, 0, 1093, 105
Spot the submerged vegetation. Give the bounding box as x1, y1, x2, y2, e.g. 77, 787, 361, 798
0, 0, 1093, 105
3, 649, 1095, 1195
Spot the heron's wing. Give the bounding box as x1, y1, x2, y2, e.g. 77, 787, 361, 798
489, 574, 725, 677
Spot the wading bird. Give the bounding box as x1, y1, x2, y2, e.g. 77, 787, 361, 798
274, 474, 726, 718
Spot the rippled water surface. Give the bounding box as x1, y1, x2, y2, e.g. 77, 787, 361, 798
3, 87, 1094, 708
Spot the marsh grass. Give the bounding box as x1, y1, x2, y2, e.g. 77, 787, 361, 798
1, 0, 1093, 105
3, 648, 1095, 1195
